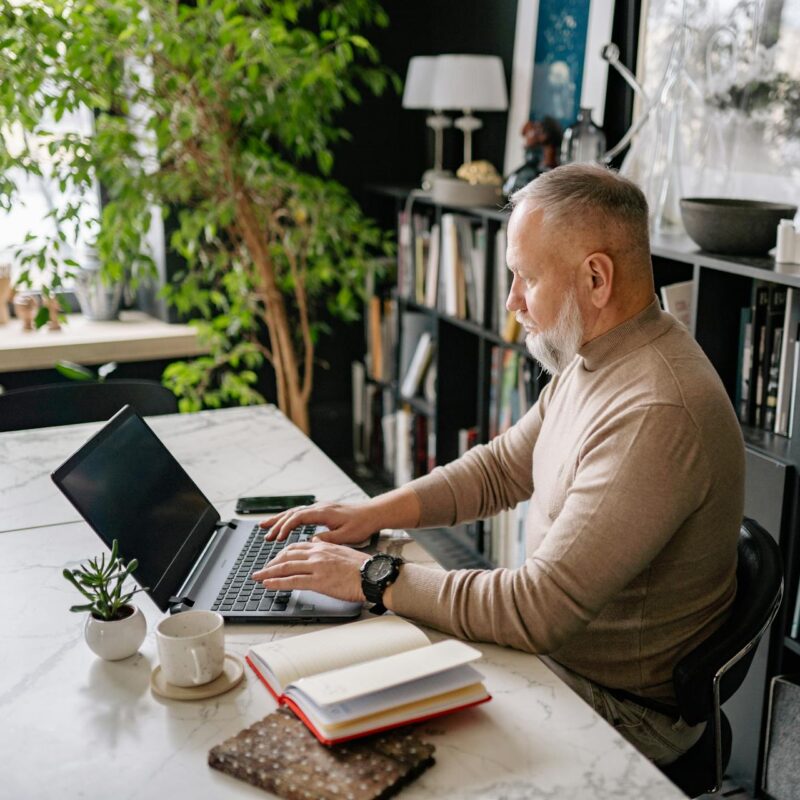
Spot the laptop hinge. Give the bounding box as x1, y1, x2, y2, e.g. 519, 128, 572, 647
172, 522, 233, 609
168, 595, 195, 615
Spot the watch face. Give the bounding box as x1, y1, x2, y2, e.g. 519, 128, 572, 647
366, 556, 393, 582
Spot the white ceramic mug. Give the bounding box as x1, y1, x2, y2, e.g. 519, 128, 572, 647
155, 610, 225, 687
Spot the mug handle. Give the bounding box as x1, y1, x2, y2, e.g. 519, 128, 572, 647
190, 647, 205, 685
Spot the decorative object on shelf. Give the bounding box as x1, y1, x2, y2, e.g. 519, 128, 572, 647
12, 292, 38, 332
430, 54, 508, 168
502, 116, 563, 196
623, 0, 800, 230
679, 198, 797, 256
73, 264, 124, 321
561, 107, 606, 164
776, 219, 799, 265
503, 0, 615, 175
403, 56, 453, 190
0, 263, 11, 325
431, 169, 503, 207
62, 538, 147, 661
43, 292, 62, 331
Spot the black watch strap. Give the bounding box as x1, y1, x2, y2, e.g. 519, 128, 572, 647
360, 554, 403, 615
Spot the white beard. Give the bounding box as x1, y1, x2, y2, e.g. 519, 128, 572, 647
521, 289, 585, 375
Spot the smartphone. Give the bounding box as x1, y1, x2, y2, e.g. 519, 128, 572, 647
235, 494, 316, 514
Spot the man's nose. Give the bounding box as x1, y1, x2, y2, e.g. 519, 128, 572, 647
506, 274, 524, 313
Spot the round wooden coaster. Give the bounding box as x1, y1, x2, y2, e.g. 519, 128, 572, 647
150, 653, 244, 701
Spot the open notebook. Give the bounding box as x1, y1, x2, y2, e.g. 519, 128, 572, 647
246, 616, 491, 745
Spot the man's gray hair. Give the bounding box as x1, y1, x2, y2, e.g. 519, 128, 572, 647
509, 164, 651, 264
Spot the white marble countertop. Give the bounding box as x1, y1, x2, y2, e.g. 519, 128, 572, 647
0, 406, 685, 799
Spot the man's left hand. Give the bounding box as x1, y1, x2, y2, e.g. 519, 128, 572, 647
252, 541, 369, 603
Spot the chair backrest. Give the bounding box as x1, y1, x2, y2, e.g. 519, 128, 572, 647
673, 518, 783, 726
0, 380, 178, 432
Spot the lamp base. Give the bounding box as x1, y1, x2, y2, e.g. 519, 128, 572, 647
421, 168, 453, 192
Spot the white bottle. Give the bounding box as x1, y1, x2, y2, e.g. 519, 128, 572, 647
776, 219, 795, 263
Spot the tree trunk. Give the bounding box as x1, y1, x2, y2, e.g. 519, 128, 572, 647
233, 190, 312, 434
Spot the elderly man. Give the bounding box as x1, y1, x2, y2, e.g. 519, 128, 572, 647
253, 164, 745, 765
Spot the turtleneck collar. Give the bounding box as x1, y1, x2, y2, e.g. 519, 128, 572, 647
577, 297, 674, 372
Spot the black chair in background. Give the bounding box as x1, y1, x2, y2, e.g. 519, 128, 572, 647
661, 518, 783, 797
0, 380, 178, 432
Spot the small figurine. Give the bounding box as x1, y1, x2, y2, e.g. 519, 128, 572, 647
13, 292, 39, 332
0, 264, 11, 325
503, 116, 564, 196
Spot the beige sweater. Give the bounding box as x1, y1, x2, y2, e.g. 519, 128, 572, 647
393, 299, 744, 702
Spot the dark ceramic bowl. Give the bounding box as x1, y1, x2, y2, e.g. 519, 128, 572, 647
679, 198, 797, 256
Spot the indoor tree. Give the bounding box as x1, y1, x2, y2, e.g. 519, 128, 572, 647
0, 0, 395, 432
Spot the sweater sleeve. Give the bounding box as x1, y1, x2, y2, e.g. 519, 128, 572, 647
405, 379, 555, 528
390, 404, 710, 654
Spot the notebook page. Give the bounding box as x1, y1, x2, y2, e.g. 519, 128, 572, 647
290, 664, 485, 725
248, 615, 430, 692
291, 639, 482, 705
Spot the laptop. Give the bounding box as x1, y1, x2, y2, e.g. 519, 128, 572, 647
51, 405, 362, 623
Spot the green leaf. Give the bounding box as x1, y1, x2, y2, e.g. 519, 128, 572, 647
55, 361, 95, 381
34, 305, 50, 329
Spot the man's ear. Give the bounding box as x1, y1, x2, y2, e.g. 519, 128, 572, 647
581, 252, 614, 309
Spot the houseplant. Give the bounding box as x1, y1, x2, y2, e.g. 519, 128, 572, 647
0, 0, 395, 431
63, 538, 148, 661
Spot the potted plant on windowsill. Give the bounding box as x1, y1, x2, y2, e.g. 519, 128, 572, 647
63, 539, 148, 661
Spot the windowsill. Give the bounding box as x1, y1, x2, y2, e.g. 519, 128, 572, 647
0, 311, 207, 373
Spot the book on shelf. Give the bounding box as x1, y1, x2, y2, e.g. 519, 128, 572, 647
246, 616, 491, 745
351, 361, 366, 464
458, 425, 479, 456
400, 331, 434, 398
366, 296, 384, 381
762, 285, 787, 431
749, 284, 770, 427
776, 289, 800, 436
485, 500, 528, 569
424, 222, 441, 309
737, 307, 753, 425
660, 280, 693, 328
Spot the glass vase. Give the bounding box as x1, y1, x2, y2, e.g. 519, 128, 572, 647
561, 108, 606, 165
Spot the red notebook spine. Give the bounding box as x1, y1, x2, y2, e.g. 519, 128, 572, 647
245, 655, 283, 704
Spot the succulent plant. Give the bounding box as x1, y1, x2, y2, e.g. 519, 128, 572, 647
62, 539, 147, 621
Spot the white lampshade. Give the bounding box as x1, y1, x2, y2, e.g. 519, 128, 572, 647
430, 54, 508, 112
402, 56, 439, 109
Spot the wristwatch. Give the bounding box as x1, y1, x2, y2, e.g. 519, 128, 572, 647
360, 553, 403, 615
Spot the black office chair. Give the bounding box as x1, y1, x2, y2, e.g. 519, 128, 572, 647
0, 380, 178, 432
660, 518, 784, 797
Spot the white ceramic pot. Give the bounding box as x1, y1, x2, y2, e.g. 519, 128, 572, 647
84, 605, 147, 661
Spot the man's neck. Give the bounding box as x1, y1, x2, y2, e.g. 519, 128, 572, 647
581, 294, 656, 346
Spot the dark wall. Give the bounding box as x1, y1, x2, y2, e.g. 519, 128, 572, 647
331, 0, 519, 203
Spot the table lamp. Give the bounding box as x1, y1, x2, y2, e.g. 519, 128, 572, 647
402, 56, 452, 190
429, 54, 508, 166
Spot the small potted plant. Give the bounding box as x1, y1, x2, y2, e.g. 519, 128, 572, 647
63, 539, 148, 661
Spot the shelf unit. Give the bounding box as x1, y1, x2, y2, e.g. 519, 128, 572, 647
359, 186, 800, 796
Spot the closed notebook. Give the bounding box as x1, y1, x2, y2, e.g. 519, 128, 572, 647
208, 708, 435, 800
246, 615, 491, 745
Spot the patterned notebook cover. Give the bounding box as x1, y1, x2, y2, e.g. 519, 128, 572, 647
208, 708, 435, 800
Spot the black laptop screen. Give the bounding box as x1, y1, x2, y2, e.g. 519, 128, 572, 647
53, 407, 219, 610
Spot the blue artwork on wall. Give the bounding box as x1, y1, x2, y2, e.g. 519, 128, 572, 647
529, 0, 591, 128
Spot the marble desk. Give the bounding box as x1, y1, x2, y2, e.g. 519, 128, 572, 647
0, 406, 685, 800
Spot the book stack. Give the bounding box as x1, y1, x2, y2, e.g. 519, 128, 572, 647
736, 282, 800, 437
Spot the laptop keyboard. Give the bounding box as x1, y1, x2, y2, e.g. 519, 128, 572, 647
211, 523, 316, 614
